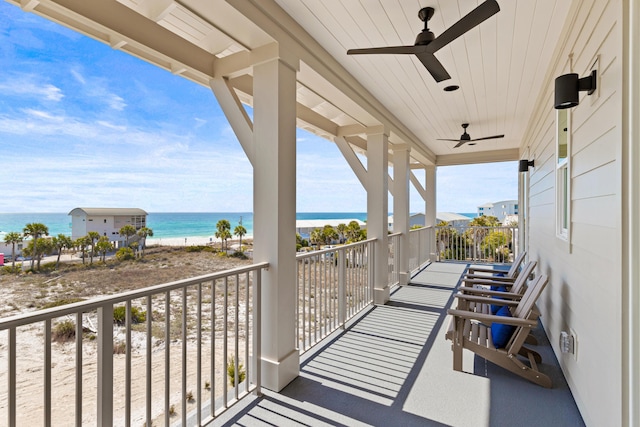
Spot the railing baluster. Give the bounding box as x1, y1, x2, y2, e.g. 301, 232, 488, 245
302, 258, 307, 350
253, 268, 262, 395
125, 300, 131, 427
9, 327, 16, 427
44, 319, 51, 427
97, 303, 113, 427
145, 296, 152, 427
223, 276, 229, 408
181, 287, 187, 427
339, 250, 346, 328
244, 271, 250, 393
234, 274, 239, 401
210, 279, 215, 414
295, 261, 300, 347
164, 292, 170, 427
196, 283, 202, 426
75, 313, 83, 427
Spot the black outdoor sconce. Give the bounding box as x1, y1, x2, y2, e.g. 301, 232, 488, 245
554, 70, 597, 109
519, 159, 535, 173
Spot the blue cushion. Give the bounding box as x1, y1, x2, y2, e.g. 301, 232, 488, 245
491, 305, 516, 348
490, 286, 507, 314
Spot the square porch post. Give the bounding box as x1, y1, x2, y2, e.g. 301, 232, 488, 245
393, 144, 411, 285
253, 53, 300, 391
367, 127, 390, 304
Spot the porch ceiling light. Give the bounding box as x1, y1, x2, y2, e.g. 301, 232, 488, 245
519, 159, 534, 172
554, 70, 597, 109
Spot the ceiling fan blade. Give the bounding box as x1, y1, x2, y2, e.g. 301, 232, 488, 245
437, 138, 462, 142
416, 52, 451, 82
469, 134, 505, 141
453, 140, 467, 148
347, 45, 425, 55
427, 0, 500, 53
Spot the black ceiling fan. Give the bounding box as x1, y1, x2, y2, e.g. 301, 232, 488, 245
438, 123, 504, 148
347, 1, 500, 82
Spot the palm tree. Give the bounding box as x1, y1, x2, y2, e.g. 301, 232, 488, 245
137, 227, 153, 257
22, 223, 49, 270
52, 234, 73, 268
215, 219, 231, 250
310, 228, 323, 247
76, 236, 92, 264
321, 225, 338, 245
87, 231, 101, 265
119, 225, 137, 248
345, 221, 363, 243
3, 231, 22, 268
25, 238, 53, 270
336, 223, 347, 243
95, 236, 113, 262
233, 225, 247, 252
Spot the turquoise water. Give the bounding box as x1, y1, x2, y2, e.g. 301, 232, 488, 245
0, 212, 368, 239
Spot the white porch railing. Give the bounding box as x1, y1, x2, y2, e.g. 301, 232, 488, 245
0, 262, 268, 427
435, 225, 519, 263
409, 226, 433, 272
295, 240, 375, 353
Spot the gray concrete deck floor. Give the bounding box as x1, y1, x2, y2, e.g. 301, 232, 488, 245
213, 262, 584, 426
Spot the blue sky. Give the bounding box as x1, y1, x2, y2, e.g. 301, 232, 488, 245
0, 2, 517, 214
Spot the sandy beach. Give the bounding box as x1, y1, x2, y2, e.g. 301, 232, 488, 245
145, 235, 253, 247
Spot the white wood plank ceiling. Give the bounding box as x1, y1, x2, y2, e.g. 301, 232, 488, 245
274, 0, 573, 160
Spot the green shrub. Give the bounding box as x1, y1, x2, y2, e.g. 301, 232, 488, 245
185, 245, 215, 253
227, 355, 246, 386
52, 320, 76, 342
230, 251, 247, 259
40, 262, 57, 272
1, 265, 21, 274
113, 305, 146, 325
116, 247, 135, 261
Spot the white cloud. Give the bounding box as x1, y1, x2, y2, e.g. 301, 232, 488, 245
0, 75, 63, 101
70, 68, 86, 85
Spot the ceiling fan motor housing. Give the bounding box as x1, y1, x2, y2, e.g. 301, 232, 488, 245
416, 7, 436, 45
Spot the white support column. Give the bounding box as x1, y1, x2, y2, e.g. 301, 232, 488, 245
393, 144, 411, 285
253, 53, 300, 391
425, 165, 437, 260
367, 127, 390, 304
622, 0, 640, 424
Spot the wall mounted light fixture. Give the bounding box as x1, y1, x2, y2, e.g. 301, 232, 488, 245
554, 70, 597, 109
519, 159, 535, 173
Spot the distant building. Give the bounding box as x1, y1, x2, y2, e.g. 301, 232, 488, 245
0, 231, 25, 259
296, 219, 366, 240
436, 212, 472, 228
477, 200, 518, 223
69, 207, 148, 241
388, 213, 426, 230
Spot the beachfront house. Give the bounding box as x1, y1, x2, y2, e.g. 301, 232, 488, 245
387, 212, 426, 230
436, 212, 472, 228
69, 207, 148, 243
0, 232, 24, 260
3, 1, 639, 426
477, 200, 519, 222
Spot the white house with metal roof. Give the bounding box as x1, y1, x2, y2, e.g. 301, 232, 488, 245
68, 208, 148, 241
477, 200, 518, 222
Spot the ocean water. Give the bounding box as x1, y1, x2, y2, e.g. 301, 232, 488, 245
0, 212, 368, 239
